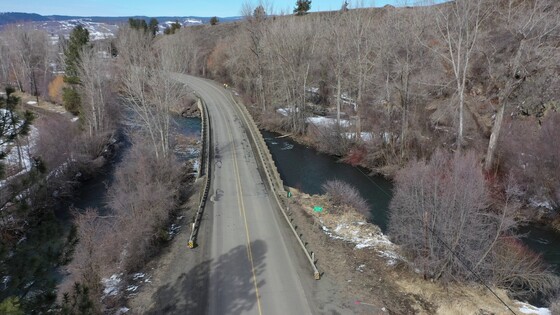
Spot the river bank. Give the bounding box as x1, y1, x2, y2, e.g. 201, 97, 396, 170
286, 188, 546, 314
261, 128, 559, 311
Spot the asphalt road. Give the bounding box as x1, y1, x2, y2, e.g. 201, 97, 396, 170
174, 74, 314, 315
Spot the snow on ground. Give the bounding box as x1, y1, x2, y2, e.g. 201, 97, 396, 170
344, 132, 373, 142
529, 197, 555, 210
321, 218, 400, 266
4, 125, 38, 172
516, 301, 551, 315
276, 107, 298, 116
0, 126, 39, 187
102, 274, 122, 297
306, 116, 351, 128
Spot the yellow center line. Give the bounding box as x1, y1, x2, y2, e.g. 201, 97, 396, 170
222, 91, 263, 315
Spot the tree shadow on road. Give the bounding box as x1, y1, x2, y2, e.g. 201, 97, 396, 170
146, 239, 267, 315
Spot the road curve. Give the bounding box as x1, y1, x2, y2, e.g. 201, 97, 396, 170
174, 74, 313, 315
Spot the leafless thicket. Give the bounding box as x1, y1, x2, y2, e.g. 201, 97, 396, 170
500, 113, 560, 208
77, 43, 117, 141
322, 179, 369, 215
0, 26, 53, 100
483, 0, 560, 171
389, 150, 559, 298
116, 26, 188, 160
68, 141, 180, 309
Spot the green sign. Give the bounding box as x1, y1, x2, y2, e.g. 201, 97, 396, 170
313, 206, 323, 212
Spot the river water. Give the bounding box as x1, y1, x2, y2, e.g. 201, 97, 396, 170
261, 130, 560, 276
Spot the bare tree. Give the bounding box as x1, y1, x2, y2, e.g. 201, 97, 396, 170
267, 15, 318, 133
483, 0, 560, 171
345, 5, 376, 136
426, 0, 485, 149
78, 43, 115, 139
325, 11, 350, 127
117, 26, 187, 160
241, 1, 271, 112
3, 26, 50, 100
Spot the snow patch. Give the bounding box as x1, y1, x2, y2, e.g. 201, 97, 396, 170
529, 198, 554, 211
102, 274, 122, 297
321, 221, 400, 266
115, 307, 129, 315
344, 132, 373, 142
516, 301, 550, 315
307, 116, 350, 128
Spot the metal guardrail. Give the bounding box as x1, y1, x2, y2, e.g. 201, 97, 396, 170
226, 92, 321, 280
188, 98, 211, 249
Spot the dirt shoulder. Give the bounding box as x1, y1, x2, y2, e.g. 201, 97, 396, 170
128, 178, 211, 315
287, 189, 536, 315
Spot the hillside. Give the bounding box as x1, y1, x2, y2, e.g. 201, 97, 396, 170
170, 2, 560, 219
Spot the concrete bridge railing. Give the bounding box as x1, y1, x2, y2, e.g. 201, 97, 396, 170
226, 92, 320, 280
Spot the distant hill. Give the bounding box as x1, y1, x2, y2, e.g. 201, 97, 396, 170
0, 12, 241, 40
0, 12, 241, 26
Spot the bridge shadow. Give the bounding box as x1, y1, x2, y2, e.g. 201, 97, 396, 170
146, 240, 267, 315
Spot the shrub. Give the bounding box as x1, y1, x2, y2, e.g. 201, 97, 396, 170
322, 179, 369, 215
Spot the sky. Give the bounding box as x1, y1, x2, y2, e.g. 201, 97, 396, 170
0, 0, 429, 17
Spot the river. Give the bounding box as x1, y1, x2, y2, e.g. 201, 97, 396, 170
261, 130, 560, 276
70, 116, 201, 213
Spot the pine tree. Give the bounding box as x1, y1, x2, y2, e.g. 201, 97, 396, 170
0, 87, 34, 178
210, 16, 219, 25
63, 25, 89, 85
62, 25, 89, 115
294, 0, 311, 15
163, 20, 182, 35
253, 5, 266, 21
149, 18, 159, 36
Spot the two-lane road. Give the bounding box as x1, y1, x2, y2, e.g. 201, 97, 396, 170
175, 74, 313, 315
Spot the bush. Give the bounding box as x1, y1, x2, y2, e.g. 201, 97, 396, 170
389, 150, 493, 281
322, 179, 369, 215
389, 149, 560, 300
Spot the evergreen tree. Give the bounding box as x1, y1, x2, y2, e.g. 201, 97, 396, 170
0, 297, 24, 315
63, 25, 89, 85
0, 87, 34, 178
294, 0, 311, 15
57, 283, 96, 315
149, 18, 159, 36
62, 25, 89, 115
253, 5, 266, 21
163, 20, 182, 35
128, 18, 150, 33
210, 16, 219, 25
